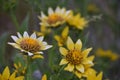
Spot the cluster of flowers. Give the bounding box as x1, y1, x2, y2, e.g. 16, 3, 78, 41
0, 7, 103, 80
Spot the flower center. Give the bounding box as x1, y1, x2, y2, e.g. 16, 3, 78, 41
66, 50, 83, 65
20, 38, 40, 53
47, 14, 63, 24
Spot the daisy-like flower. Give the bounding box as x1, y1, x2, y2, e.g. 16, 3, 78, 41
59, 37, 94, 78
0, 66, 24, 80
38, 6, 71, 27
8, 31, 52, 58
54, 26, 69, 46
67, 12, 88, 30
87, 72, 103, 80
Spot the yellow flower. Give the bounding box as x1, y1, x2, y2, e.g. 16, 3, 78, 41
87, 72, 103, 80
41, 74, 47, 80
67, 12, 88, 30
14, 62, 26, 75
38, 6, 71, 27
54, 26, 69, 46
0, 66, 24, 80
96, 48, 119, 61
59, 37, 94, 78
36, 26, 51, 36
8, 31, 52, 58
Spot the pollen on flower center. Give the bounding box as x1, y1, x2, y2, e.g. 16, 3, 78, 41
66, 50, 83, 65
47, 14, 63, 24
20, 38, 40, 53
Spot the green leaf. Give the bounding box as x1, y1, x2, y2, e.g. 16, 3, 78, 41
0, 32, 9, 64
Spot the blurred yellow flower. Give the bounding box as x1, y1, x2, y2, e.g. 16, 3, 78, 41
54, 26, 69, 46
0, 66, 24, 80
59, 37, 94, 78
87, 72, 103, 80
87, 3, 99, 13
67, 12, 88, 30
8, 31, 52, 58
41, 74, 47, 80
14, 62, 26, 75
36, 26, 51, 36
38, 6, 71, 27
96, 48, 119, 61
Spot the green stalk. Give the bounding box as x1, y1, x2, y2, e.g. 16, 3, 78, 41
26, 56, 32, 80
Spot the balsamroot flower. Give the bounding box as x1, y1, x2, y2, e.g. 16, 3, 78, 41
8, 31, 52, 58
59, 37, 94, 78
0, 66, 24, 80
38, 6, 71, 27
67, 12, 88, 30
54, 26, 69, 46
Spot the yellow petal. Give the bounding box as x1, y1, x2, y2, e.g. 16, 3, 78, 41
9, 72, 16, 80
64, 63, 74, 72
54, 35, 60, 42
67, 37, 74, 50
75, 39, 82, 50
96, 72, 103, 80
87, 55, 95, 62
15, 76, 24, 80
82, 48, 92, 58
0, 74, 2, 80
42, 74, 47, 80
76, 64, 84, 73
32, 55, 44, 59
2, 66, 10, 80
14, 63, 18, 69
74, 71, 82, 78
62, 26, 69, 39
84, 68, 96, 77
59, 59, 68, 65
59, 47, 68, 56
82, 59, 93, 66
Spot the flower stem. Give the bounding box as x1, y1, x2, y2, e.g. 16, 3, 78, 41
26, 56, 32, 80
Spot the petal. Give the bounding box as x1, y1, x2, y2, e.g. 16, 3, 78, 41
11, 36, 19, 42
54, 35, 60, 42
59, 59, 68, 65
67, 37, 74, 50
2, 66, 10, 80
59, 47, 68, 56
30, 32, 36, 39
62, 27, 69, 39
55, 6, 60, 13
87, 55, 95, 62
32, 55, 44, 59
17, 32, 22, 38
44, 45, 53, 50
96, 72, 103, 80
27, 52, 33, 56
82, 59, 94, 66
76, 64, 84, 73
41, 12, 47, 18
48, 7, 54, 15
75, 39, 82, 50
37, 36, 44, 41
64, 63, 74, 72
74, 71, 82, 78
42, 74, 47, 80
23, 31, 29, 37
8, 43, 20, 49
15, 76, 24, 80
9, 72, 16, 80
82, 48, 92, 58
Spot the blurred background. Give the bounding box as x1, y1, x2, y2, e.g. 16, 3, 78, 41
0, 0, 120, 80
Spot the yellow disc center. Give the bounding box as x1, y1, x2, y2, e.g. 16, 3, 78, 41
47, 14, 63, 24
66, 50, 83, 65
20, 38, 40, 53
